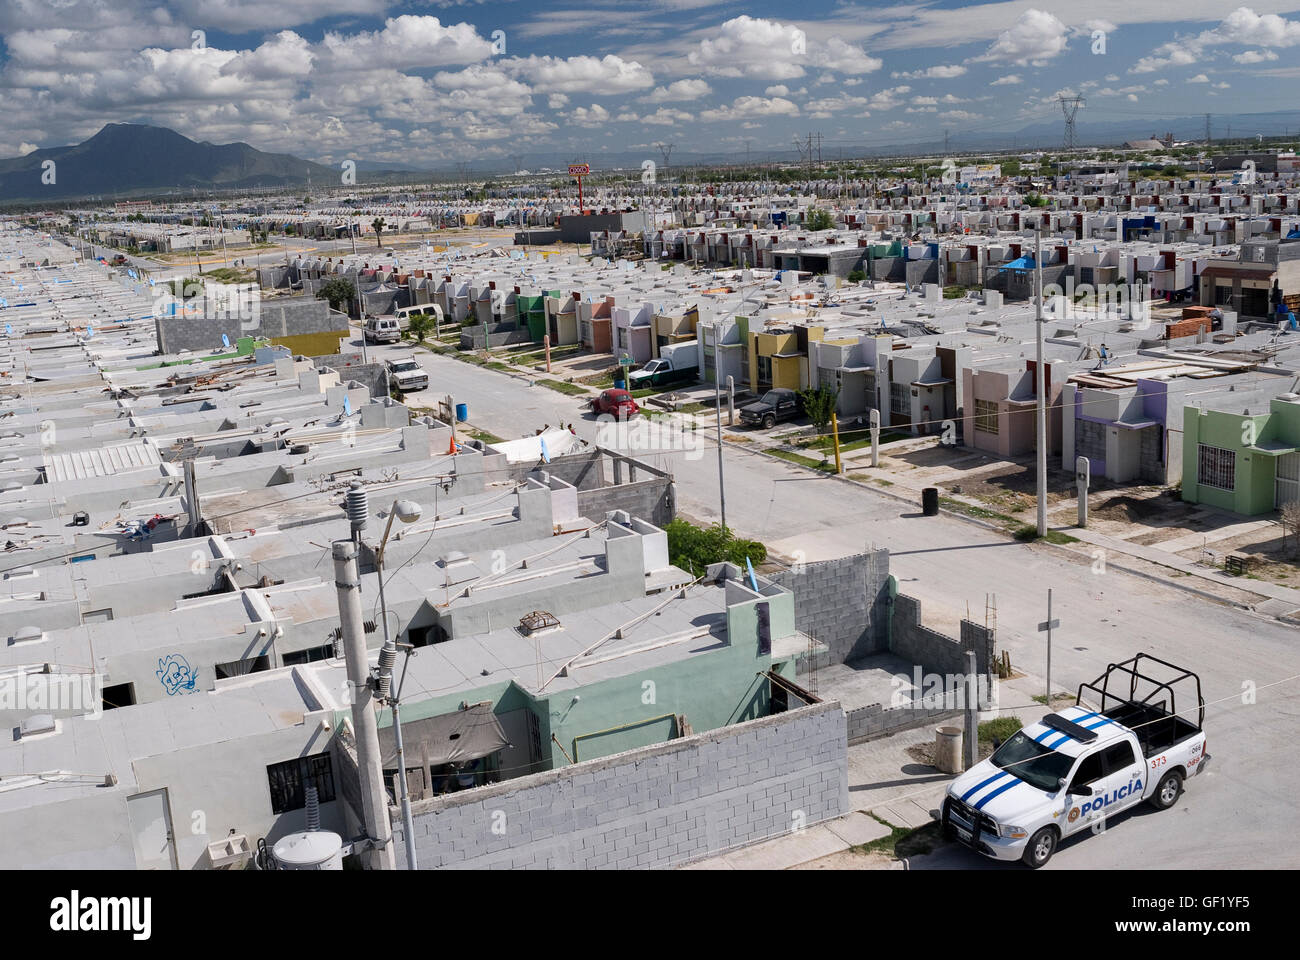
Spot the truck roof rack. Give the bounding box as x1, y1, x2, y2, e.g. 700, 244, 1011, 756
1076, 653, 1204, 730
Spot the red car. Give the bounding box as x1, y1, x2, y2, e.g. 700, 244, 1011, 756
589, 388, 639, 419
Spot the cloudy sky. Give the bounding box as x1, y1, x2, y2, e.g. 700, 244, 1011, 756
2, 1, 1299, 168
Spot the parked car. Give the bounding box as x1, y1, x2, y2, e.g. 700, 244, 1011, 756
385, 356, 428, 392
588, 388, 639, 419
364, 315, 400, 344
738, 388, 800, 429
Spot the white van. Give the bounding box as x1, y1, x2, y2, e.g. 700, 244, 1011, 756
394, 304, 444, 329
363, 315, 400, 344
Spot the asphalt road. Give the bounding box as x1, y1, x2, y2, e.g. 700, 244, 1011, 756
366, 334, 1300, 869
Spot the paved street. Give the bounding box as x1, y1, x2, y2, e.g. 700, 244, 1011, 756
367, 335, 1300, 869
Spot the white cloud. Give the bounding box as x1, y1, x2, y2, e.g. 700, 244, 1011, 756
698, 95, 799, 123
17, 142, 37, 155
1132, 8, 1300, 73
891, 64, 967, 80
971, 9, 1070, 66
688, 16, 880, 81
640, 79, 711, 103
1187, 73, 1210, 82
510, 54, 654, 94
548, 94, 569, 109
320, 16, 493, 71
639, 107, 694, 125
990, 74, 1022, 86
1233, 48, 1279, 63
568, 104, 610, 127
764, 84, 789, 96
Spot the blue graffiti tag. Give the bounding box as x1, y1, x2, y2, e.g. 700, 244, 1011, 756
156, 654, 198, 696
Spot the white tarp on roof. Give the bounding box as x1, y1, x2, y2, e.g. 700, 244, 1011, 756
43, 439, 161, 483
487, 428, 584, 464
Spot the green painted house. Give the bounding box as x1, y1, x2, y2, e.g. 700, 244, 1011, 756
1182, 393, 1300, 515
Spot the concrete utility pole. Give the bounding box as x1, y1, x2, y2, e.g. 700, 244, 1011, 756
1034, 225, 1047, 538
1076, 456, 1090, 528
1038, 589, 1059, 704
963, 649, 978, 771
332, 540, 395, 871
712, 321, 727, 532
869, 407, 881, 468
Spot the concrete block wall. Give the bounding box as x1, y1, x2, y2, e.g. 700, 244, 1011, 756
768, 549, 891, 666
845, 700, 960, 745
390, 700, 848, 869
892, 593, 994, 678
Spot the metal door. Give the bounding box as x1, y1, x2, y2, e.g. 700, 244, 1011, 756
1275, 452, 1300, 508
127, 788, 178, 870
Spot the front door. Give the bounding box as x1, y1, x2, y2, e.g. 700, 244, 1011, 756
126, 788, 178, 870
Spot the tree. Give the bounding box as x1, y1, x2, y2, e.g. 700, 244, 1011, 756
806, 208, 834, 231
372, 216, 387, 248
798, 384, 839, 434
664, 519, 767, 576
1281, 501, 1300, 557
847, 269, 867, 284
405, 312, 436, 344
317, 277, 356, 312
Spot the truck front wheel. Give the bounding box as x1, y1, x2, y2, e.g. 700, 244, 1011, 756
763, 414, 776, 429
1150, 771, 1183, 810
1022, 826, 1057, 869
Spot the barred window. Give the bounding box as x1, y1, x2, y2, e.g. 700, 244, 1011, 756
974, 399, 999, 434
890, 381, 909, 416
267, 753, 336, 815
1197, 444, 1235, 491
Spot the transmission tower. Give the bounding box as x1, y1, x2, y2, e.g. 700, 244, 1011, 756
655, 142, 673, 179
509, 154, 524, 175
1058, 95, 1085, 150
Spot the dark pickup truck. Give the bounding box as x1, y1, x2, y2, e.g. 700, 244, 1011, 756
738, 388, 801, 429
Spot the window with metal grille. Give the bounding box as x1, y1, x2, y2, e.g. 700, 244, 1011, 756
974, 399, 999, 434
267, 753, 335, 815
890, 381, 909, 416
1197, 444, 1235, 491
756, 355, 772, 385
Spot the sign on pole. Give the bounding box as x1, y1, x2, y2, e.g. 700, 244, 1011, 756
568, 164, 590, 177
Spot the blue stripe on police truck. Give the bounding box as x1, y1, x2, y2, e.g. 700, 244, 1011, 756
961, 771, 1011, 802
973, 777, 1021, 810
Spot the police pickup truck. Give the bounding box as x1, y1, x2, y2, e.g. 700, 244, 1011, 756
941, 654, 1209, 868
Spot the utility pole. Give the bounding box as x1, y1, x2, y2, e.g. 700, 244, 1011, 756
963, 649, 978, 770
1035, 225, 1047, 538
1037, 589, 1059, 704
332, 539, 395, 871
712, 320, 728, 532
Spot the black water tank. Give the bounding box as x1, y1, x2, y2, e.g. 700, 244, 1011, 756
922, 487, 939, 516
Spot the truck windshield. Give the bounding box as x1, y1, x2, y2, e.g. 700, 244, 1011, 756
760, 391, 783, 404
391, 362, 419, 372
990, 731, 1075, 791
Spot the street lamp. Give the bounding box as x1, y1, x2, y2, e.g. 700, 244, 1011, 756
373, 497, 423, 871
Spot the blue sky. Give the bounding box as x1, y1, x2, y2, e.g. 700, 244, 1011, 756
1, 1, 1298, 168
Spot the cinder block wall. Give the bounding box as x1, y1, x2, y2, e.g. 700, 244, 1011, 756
846, 700, 960, 745
892, 593, 994, 677
390, 700, 849, 869
768, 549, 891, 665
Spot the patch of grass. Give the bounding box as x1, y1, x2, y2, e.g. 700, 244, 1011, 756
678, 402, 709, 415
1032, 693, 1076, 707
765, 448, 835, 472
979, 716, 1023, 744
940, 497, 1015, 524
536, 379, 588, 396
1013, 525, 1080, 544
467, 427, 504, 444
853, 815, 946, 860
484, 362, 511, 371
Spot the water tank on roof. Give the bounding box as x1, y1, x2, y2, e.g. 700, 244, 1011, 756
271, 831, 343, 870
